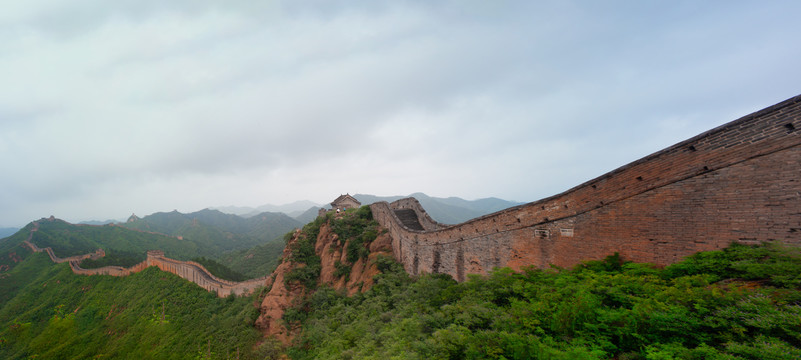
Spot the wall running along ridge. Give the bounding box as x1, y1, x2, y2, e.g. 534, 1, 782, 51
23, 222, 267, 297
371, 94, 801, 281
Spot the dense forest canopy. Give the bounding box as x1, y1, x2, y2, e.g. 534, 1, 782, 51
0, 255, 278, 359
284, 242, 801, 360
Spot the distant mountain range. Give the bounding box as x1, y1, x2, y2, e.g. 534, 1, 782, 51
78, 220, 118, 226
0, 227, 19, 239
41, 193, 519, 248
66, 193, 520, 231
120, 209, 302, 277
211, 193, 523, 225
212, 200, 323, 218
121, 208, 301, 254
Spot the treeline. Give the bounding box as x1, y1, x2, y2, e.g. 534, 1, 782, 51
286, 242, 801, 359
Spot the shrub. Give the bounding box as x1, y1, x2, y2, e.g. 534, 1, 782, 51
334, 260, 351, 279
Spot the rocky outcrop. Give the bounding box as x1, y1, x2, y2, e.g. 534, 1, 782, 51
316, 222, 393, 295
255, 218, 394, 344
254, 230, 306, 343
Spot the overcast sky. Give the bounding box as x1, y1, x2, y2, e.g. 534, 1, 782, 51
1, 1, 800, 227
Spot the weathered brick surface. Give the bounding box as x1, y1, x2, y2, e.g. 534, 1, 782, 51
372, 95, 801, 280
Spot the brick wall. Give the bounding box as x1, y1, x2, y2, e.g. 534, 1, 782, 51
372, 94, 801, 281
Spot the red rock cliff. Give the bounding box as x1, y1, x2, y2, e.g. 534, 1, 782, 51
255, 218, 393, 344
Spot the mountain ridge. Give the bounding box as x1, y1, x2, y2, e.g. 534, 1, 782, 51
212, 200, 323, 217
210, 193, 522, 226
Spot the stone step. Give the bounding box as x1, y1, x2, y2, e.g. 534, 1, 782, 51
393, 209, 424, 231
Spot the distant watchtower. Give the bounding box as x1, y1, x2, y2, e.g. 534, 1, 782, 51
332, 194, 361, 211
318, 194, 362, 217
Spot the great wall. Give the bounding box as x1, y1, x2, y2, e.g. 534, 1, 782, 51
17, 94, 801, 297
22, 221, 268, 297
371, 94, 801, 281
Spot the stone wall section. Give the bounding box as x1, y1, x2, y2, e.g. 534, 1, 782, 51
372, 94, 801, 281
24, 224, 268, 297
144, 252, 268, 297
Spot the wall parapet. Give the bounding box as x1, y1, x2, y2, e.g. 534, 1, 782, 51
372, 94, 801, 281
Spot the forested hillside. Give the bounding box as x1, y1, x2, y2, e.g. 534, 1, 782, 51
284, 242, 801, 359
2, 209, 800, 359
0, 252, 278, 359
22, 218, 213, 262
119, 209, 299, 277
4, 210, 296, 281
218, 240, 287, 279
122, 209, 300, 253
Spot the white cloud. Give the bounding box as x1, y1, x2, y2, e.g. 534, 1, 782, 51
1, 1, 801, 227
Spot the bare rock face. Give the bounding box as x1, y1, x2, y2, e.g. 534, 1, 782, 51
255, 230, 307, 343
256, 223, 394, 344
316, 224, 393, 296
347, 230, 392, 295
316, 224, 343, 287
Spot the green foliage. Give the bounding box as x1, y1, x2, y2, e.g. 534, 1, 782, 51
191, 257, 248, 282
29, 220, 204, 260
121, 209, 301, 253
219, 238, 286, 279
0, 251, 50, 305
24, 210, 301, 279
284, 264, 321, 290
662, 242, 801, 287
284, 217, 326, 289
578, 252, 625, 273
21, 215, 298, 281
288, 243, 801, 359
79, 249, 144, 269
331, 206, 379, 263
0, 258, 269, 359
284, 207, 380, 291
333, 260, 351, 279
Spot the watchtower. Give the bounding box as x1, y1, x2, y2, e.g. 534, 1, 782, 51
331, 194, 361, 211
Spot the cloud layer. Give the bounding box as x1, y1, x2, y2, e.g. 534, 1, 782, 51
2, 1, 800, 226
